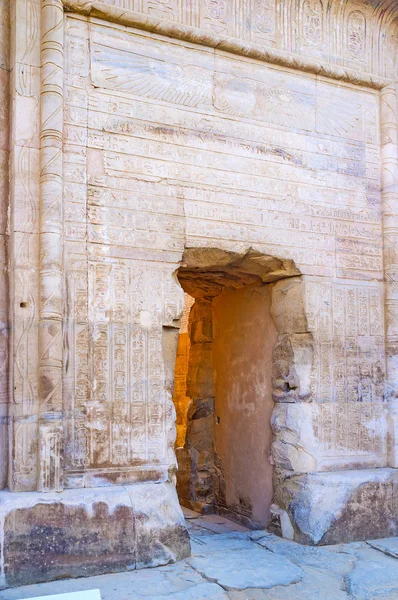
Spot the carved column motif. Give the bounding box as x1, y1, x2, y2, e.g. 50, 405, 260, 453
38, 0, 64, 491
381, 83, 398, 467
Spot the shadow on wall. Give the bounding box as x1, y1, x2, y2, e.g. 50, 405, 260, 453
172, 247, 302, 529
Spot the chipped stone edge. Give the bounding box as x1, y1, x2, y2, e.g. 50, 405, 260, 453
62, 0, 392, 91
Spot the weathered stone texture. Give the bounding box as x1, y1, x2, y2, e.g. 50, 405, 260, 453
1, 0, 398, 587
0, 483, 189, 587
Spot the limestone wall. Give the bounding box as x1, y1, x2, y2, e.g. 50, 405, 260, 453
0, 0, 397, 583
3, 0, 397, 496
6, 0, 397, 486
64, 0, 398, 81
61, 10, 387, 480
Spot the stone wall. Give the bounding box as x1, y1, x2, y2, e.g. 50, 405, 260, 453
1, 0, 398, 588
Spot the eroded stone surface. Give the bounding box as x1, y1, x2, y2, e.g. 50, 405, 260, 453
0, 484, 190, 588
251, 533, 355, 575
0, 563, 228, 600
227, 566, 350, 600
367, 538, 398, 559
274, 468, 398, 545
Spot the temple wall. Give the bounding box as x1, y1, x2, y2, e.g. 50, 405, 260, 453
64, 0, 398, 81
63, 12, 387, 478
1, 0, 398, 587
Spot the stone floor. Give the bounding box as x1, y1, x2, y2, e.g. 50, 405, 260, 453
2, 508, 398, 600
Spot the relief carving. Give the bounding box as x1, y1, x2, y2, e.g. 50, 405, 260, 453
144, 0, 180, 21
38, 0, 65, 492
91, 41, 213, 108
347, 10, 366, 60
62, 0, 392, 88
207, 0, 227, 21
302, 0, 323, 47
254, 0, 275, 35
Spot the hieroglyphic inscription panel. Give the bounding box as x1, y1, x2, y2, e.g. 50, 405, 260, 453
305, 278, 386, 467
64, 17, 184, 485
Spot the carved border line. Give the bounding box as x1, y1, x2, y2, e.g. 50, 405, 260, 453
62, 0, 392, 90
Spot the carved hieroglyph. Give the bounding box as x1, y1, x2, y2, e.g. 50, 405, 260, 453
62, 0, 398, 81
381, 83, 398, 467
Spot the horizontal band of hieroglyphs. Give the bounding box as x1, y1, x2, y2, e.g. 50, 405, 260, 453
65, 87, 380, 164
85, 151, 377, 209
77, 203, 381, 247
63, 191, 382, 248
64, 178, 381, 225
87, 130, 380, 194
62, 181, 382, 249
64, 116, 380, 186
63, 221, 383, 274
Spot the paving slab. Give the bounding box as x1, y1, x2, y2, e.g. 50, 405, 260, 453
252, 532, 355, 576
188, 534, 303, 591
2, 514, 398, 600
0, 563, 213, 600
367, 537, 398, 559
190, 515, 249, 534
181, 507, 201, 520
187, 522, 218, 540
345, 546, 398, 600
190, 532, 253, 555
143, 583, 229, 599
227, 565, 350, 599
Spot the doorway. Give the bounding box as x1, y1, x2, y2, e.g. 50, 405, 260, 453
172, 248, 297, 528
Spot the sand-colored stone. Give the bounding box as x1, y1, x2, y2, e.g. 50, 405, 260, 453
0, 0, 398, 588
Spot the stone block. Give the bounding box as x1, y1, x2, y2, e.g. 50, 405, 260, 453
271, 403, 319, 473
272, 333, 314, 402
274, 468, 398, 545
0, 483, 190, 588
271, 278, 307, 335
